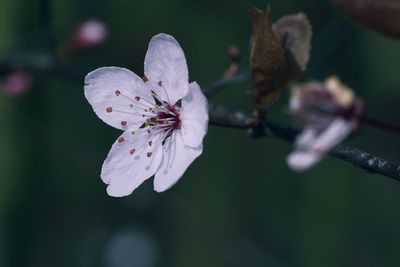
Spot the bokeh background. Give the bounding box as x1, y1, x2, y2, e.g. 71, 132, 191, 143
1, 0, 400, 266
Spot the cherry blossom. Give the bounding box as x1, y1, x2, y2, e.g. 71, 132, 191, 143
84, 33, 208, 196
287, 77, 363, 171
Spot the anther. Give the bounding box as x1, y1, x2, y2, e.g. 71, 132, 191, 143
135, 96, 140, 101
106, 107, 113, 113
121, 121, 127, 126
130, 149, 136, 155
142, 75, 148, 82
118, 137, 125, 143
146, 152, 152, 157
149, 141, 152, 146
158, 81, 162, 87
115, 90, 121, 96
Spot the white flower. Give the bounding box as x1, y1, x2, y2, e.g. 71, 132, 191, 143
287, 77, 363, 171
84, 33, 208, 196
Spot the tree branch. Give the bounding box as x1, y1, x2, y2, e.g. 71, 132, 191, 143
209, 104, 400, 181
257, 120, 400, 181
0, 52, 83, 82
1, 51, 399, 181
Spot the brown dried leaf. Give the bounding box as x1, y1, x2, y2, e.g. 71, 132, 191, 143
330, 0, 400, 38
272, 13, 312, 81
249, 7, 287, 111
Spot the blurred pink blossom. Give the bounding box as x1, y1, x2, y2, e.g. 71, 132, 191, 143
70, 19, 108, 50
288, 77, 364, 171
1, 70, 33, 96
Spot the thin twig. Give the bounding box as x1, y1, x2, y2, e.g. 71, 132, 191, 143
362, 114, 400, 135
0, 52, 84, 82
203, 69, 250, 97
209, 119, 252, 129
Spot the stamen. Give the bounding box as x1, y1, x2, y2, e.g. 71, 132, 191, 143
149, 141, 152, 146
146, 152, 152, 157
115, 90, 155, 112
121, 121, 127, 126
110, 109, 137, 116
118, 137, 125, 143
142, 75, 148, 82
130, 149, 136, 155
106, 107, 113, 113
151, 91, 163, 106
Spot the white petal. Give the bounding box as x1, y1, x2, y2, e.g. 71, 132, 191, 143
295, 127, 316, 148
180, 82, 209, 148
289, 91, 301, 112
144, 33, 189, 105
288, 118, 352, 171
101, 130, 163, 197
153, 132, 202, 192
85, 67, 154, 130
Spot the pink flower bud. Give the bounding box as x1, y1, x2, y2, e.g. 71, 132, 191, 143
1, 70, 33, 96
227, 45, 241, 63
71, 20, 108, 50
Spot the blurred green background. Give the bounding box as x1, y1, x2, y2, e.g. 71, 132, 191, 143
1, 0, 400, 266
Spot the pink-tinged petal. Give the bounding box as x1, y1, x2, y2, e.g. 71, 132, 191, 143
287, 118, 352, 171
1, 70, 33, 96
101, 130, 163, 197
144, 33, 189, 104
85, 67, 154, 130
154, 132, 202, 192
71, 20, 108, 50
180, 82, 208, 148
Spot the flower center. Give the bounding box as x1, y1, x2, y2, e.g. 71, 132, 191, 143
108, 80, 182, 146
146, 103, 181, 134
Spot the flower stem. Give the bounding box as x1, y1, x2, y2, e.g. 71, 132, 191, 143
209, 119, 252, 129
361, 114, 400, 135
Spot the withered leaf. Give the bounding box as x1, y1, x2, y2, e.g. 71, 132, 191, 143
272, 13, 312, 81
330, 0, 400, 38
249, 7, 287, 112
